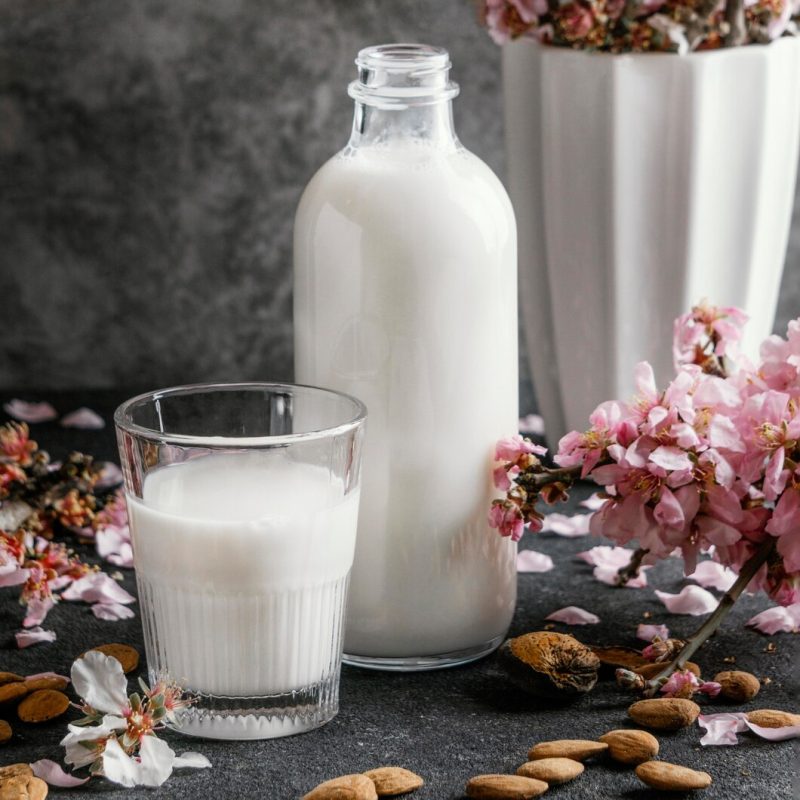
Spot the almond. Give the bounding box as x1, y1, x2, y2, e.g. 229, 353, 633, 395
635, 761, 712, 791
635, 661, 701, 680
466, 775, 548, 799
516, 757, 583, 784
0, 765, 32, 781
746, 709, 800, 728
0, 775, 48, 800
713, 670, 760, 703
598, 729, 659, 765
0, 719, 11, 743
84, 643, 140, 674
23, 677, 69, 693
363, 767, 423, 796
0, 673, 24, 686
528, 739, 608, 761
628, 698, 700, 730
0, 683, 28, 705
17, 690, 70, 723
303, 774, 378, 800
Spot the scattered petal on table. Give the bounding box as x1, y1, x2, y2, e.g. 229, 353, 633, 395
23, 596, 54, 627
745, 721, 800, 741
580, 493, 606, 511
577, 545, 649, 588
16, 627, 56, 648
30, 759, 90, 787
92, 602, 136, 621
518, 414, 545, 435
95, 462, 124, 491
698, 713, 748, 746
0, 563, 30, 588
173, 752, 212, 769
546, 605, 600, 625
62, 572, 135, 605
516, 549, 554, 573
637, 623, 670, 642
96, 525, 134, 569
655, 585, 718, 616
687, 560, 737, 592
746, 604, 800, 635
3, 399, 58, 423
60, 407, 106, 429
542, 513, 592, 537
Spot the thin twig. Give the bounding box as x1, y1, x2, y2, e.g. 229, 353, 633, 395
616, 547, 649, 586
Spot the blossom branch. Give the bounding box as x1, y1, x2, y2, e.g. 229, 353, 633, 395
616, 547, 649, 586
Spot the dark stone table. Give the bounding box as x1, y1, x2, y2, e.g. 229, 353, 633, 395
1, 392, 798, 798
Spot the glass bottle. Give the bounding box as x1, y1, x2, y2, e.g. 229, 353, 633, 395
294, 43, 518, 670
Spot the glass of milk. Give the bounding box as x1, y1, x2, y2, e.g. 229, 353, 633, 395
114, 383, 366, 740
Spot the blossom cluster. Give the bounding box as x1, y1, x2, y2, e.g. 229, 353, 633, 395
491, 301, 800, 607
481, 0, 799, 54
0, 422, 134, 635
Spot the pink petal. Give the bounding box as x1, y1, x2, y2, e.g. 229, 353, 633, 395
60, 407, 105, 430
95, 526, 134, 568
746, 604, 800, 635
95, 462, 124, 491
577, 545, 649, 588
637, 623, 670, 642
698, 713, 748, 746
687, 560, 737, 592
2, 399, 57, 423
655, 585, 718, 615
16, 627, 56, 648
541, 513, 592, 537
0, 565, 30, 588
518, 414, 545, 435
745, 721, 800, 741
61, 572, 135, 605
580, 493, 606, 511
23, 596, 55, 627
516, 549, 554, 573
649, 445, 693, 472
30, 759, 90, 787
545, 606, 600, 625
92, 602, 136, 621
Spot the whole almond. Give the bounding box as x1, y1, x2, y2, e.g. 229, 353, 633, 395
0, 683, 28, 705
0, 719, 11, 743
17, 690, 70, 723
363, 767, 423, 796
516, 758, 583, 784
303, 774, 378, 800
0, 765, 32, 781
84, 643, 140, 674
746, 709, 800, 728
713, 670, 760, 703
0, 673, 24, 686
599, 729, 659, 765
0, 775, 49, 800
528, 739, 608, 761
466, 775, 548, 799
635, 661, 701, 680
635, 761, 712, 791
23, 677, 69, 693
628, 698, 700, 730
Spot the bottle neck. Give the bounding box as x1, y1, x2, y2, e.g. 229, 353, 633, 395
345, 44, 460, 153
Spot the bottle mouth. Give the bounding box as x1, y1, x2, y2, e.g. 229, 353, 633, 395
348, 43, 460, 109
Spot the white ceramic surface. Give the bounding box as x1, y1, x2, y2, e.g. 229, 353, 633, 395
504, 39, 800, 444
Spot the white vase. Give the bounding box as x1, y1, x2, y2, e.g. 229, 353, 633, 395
503, 38, 800, 445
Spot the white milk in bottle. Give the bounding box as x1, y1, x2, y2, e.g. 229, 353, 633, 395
294, 44, 518, 669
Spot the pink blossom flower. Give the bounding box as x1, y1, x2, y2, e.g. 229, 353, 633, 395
637, 623, 670, 642
488, 502, 526, 541
495, 434, 546, 462
660, 669, 700, 698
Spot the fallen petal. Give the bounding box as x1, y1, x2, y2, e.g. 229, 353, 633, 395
577, 545, 649, 588
516, 549, 554, 573
518, 414, 545, 435
687, 560, 737, 592
655, 585, 718, 616
698, 712, 748, 746
23, 596, 55, 627
95, 462, 124, 491
542, 513, 592, 537
746, 604, 800, 635
637, 623, 670, 642
545, 605, 600, 625
3, 399, 57, 423
745, 721, 800, 741
30, 759, 90, 787
92, 602, 135, 621
61, 572, 135, 605
71, 651, 129, 715
16, 627, 56, 648
60, 407, 105, 430
173, 752, 212, 769
580, 493, 606, 511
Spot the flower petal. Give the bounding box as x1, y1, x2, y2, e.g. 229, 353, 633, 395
30, 759, 90, 787
23, 597, 54, 627
698, 712, 748, 746
95, 462, 124, 491
545, 606, 600, 625
541, 513, 592, 537
745, 721, 800, 741
16, 627, 56, 648
516, 549, 554, 573
61, 572, 135, 605
687, 560, 737, 592
637, 623, 670, 642
101, 736, 143, 788
173, 752, 212, 770
577, 545, 649, 588
136, 735, 177, 787
746, 604, 800, 635
70, 651, 128, 715
2, 399, 57, 423
60, 407, 105, 430
518, 414, 545, 435
655, 585, 718, 616
92, 602, 135, 621
580, 493, 606, 511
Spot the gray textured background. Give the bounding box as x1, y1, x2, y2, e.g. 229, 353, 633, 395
0, 0, 799, 414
